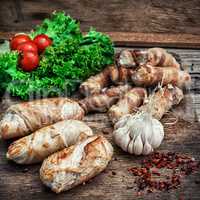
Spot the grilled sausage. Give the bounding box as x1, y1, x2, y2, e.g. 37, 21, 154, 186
0, 98, 85, 139
40, 135, 113, 193
7, 120, 93, 164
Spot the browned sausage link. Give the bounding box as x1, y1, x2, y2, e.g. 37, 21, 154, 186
108, 87, 147, 123
79, 85, 132, 114
131, 65, 191, 88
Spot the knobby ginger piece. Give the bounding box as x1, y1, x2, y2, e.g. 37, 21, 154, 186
117, 50, 137, 67
117, 48, 180, 68
0, 98, 84, 139
7, 120, 93, 164
79, 65, 116, 96
79, 84, 131, 113
140, 85, 184, 120
117, 49, 147, 67
131, 65, 191, 88
108, 87, 147, 124
147, 48, 180, 68
79, 65, 134, 96
40, 135, 113, 193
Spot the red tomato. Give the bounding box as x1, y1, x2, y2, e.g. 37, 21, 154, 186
16, 41, 38, 53
19, 51, 39, 72
10, 34, 31, 50
33, 34, 52, 53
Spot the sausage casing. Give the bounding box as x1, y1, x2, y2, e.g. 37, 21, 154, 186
0, 98, 85, 139
7, 120, 93, 164
40, 135, 113, 193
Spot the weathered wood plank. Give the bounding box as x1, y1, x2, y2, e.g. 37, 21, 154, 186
2, 32, 200, 49
109, 32, 200, 49
0, 0, 200, 34
1, 0, 200, 48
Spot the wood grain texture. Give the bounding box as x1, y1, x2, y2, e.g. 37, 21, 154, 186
108, 32, 200, 48
0, 47, 200, 200
0, 0, 200, 33
1, 32, 200, 49
1, 0, 200, 48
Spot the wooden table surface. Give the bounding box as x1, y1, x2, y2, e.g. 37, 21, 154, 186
0, 47, 199, 200
0, 1, 200, 200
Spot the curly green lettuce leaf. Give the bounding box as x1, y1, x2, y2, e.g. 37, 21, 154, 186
82, 28, 114, 66
30, 11, 82, 44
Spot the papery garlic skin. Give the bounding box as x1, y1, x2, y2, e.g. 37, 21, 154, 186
113, 85, 183, 156
113, 112, 164, 155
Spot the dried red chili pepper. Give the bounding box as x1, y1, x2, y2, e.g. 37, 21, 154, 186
127, 151, 199, 195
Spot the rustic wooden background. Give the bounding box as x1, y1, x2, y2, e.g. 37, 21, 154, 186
0, 0, 200, 34
0, 1, 200, 200
1, 0, 200, 48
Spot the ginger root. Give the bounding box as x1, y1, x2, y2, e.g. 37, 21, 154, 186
131, 65, 191, 88
79, 84, 131, 114
108, 87, 147, 124
147, 48, 180, 68
117, 48, 180, 68
79, 65, 133, 96
140, 85, 184, 120
79, 65, 115, 96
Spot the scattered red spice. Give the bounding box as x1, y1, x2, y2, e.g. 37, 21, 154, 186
151, 168, 161, 176
128, 151, 200, 194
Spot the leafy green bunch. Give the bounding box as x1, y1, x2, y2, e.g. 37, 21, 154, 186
0, 11, 114, 99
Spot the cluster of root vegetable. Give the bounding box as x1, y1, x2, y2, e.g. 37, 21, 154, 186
0, 47, 191, 193
79, 47, 191, 155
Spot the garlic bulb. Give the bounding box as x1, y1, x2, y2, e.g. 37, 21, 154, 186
113, 85, 183, 156
113, 112, 164, 155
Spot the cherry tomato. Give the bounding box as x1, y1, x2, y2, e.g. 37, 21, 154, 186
10, 34, 31, 50
19, 51, 39, 72
33, 34, 52, 53
16, 41, 38, 53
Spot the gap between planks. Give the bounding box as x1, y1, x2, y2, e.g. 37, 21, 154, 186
1, 32, 200, 49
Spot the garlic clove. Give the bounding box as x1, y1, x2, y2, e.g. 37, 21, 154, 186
113, 128, 130, 152
150, 119, 164, 148
113, 111, 165, 156
142, 141, 153, 155
127, 139, 135, 154
133, 135, 143, 155
114, 114, 131, 129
